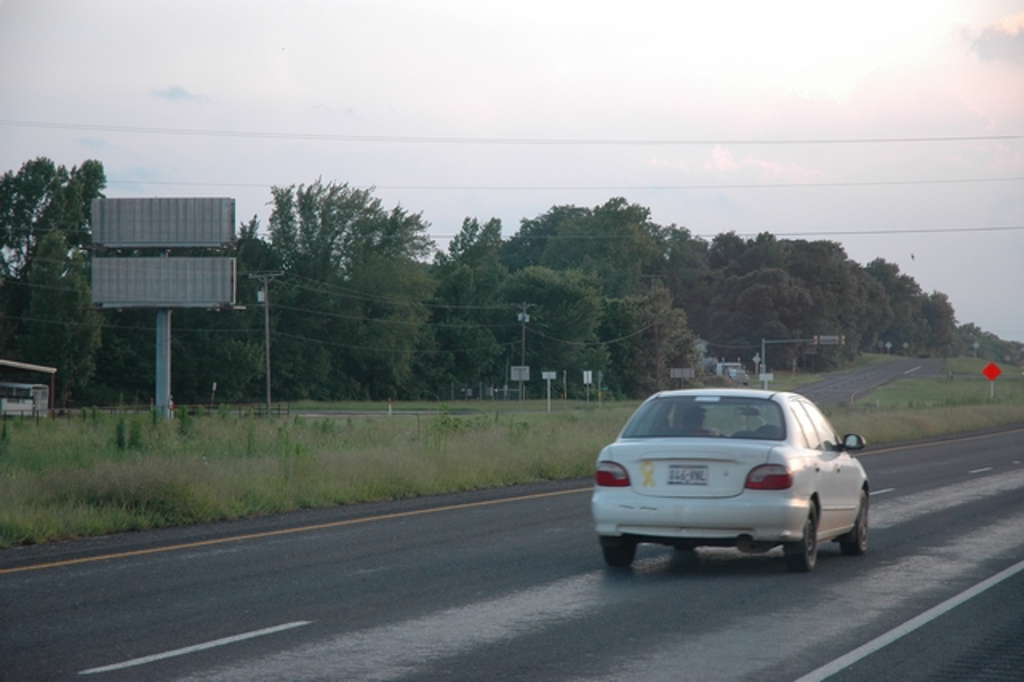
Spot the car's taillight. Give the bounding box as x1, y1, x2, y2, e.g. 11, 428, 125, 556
745, 464, 793, 490
595, 461, 631, 487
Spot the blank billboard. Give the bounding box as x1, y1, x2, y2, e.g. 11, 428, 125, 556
92, 258, 236, 308
92, 198, 235, 248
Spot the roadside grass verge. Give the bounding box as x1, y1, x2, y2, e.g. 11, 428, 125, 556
1, 366, 1022, 548
822, 372, 1024, 443
0, 406, 634, 547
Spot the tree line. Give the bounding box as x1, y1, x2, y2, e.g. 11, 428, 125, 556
1, 157, 1018, 407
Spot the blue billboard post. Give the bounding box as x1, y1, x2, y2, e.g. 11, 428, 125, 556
155, 309, 172, 419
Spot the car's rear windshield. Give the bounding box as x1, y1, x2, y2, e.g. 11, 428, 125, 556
621, 395, 786, 440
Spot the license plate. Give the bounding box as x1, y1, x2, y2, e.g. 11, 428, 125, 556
667, 464, 708, 486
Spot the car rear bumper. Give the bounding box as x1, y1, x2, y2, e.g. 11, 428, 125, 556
592, 489, 809, 543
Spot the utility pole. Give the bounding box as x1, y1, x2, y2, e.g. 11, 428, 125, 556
512, 302, 534, 407
250, 272, 283, 415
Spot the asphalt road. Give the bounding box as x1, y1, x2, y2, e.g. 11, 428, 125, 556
795, 357, 947, 405
2, 423, 1022, 681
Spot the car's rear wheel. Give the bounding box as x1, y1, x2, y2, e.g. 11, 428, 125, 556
784, 508, 818, 573
839, 490, 869, 556
600, 537, 637, 568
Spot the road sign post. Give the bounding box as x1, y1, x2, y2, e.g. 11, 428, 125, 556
669, 367, 694, 389
511, 365, 529, 409
542, 371, 556, 412
982, 362, 1002, 399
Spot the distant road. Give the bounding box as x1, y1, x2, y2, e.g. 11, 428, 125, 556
795, 357, 947, 405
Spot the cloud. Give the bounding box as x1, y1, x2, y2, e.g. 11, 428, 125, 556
149, 85, 208, 102
78, 137, 115, 150
701, 147, 826, 183
967, 11, 1024, 63
311, 103, 356, 118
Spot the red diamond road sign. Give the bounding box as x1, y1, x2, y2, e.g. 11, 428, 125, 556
982, 362, 1002, 381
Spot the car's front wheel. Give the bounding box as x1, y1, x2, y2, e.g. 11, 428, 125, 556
600, 537, 637, 568
838, 489, 869, 556
784, 508, 818, 573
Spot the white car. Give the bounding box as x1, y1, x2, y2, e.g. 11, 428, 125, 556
591, 389, 868, 572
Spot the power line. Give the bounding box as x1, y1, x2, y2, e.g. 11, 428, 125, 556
528, 324, 655, 347
3, 119, 1023, 146
273, 330, 513, 355
273, 302, 516, 329
433, 225, 1024, 240
288, 275, 511, 312
739, 225, 1024, 238
102, 177, 1024, 191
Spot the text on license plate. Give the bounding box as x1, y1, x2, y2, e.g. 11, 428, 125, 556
667, 464, 708, 486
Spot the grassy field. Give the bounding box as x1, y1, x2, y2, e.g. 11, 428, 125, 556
1, 359, 1021, 548
822, 357, 1024, 443
0, 405, 634, 548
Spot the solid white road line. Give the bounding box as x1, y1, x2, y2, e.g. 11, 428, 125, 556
869, 488, 895, 496
794, 558, 1024, 682
968, 467, 994, 474
79, 621, 312, 675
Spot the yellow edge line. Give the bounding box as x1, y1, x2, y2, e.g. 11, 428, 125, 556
0, 487, 592, 576
4, 426, 1021, 576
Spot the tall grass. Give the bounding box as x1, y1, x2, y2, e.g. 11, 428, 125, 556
0, 406, 634, 547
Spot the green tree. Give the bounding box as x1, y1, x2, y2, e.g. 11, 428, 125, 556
956, 324, 1023, 365
497, 266, 605, 393
785, 240, 890, 365
0, 157, 105, 279
707, 231, 749, 274
168, 307, 266, 404
0, 157, 105, 355
709, 269, 814, 368
18, 232, 102, 405
436, 217, 505, 272
267, 180, 437, 400
864, 258, 930, 354
709, 231, 790, 278
601, 282, 696, 398
499, 205, 587, 273
427, 218, 510, 391
85, 310, 155, 405
920, 291, 957, 356
864, 260, 957, 357
538, 198, 663, 298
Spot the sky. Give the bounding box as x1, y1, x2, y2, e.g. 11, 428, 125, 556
2, 1, 1023, 343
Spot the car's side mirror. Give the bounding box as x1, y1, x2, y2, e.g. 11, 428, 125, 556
842, 433, 866, 452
